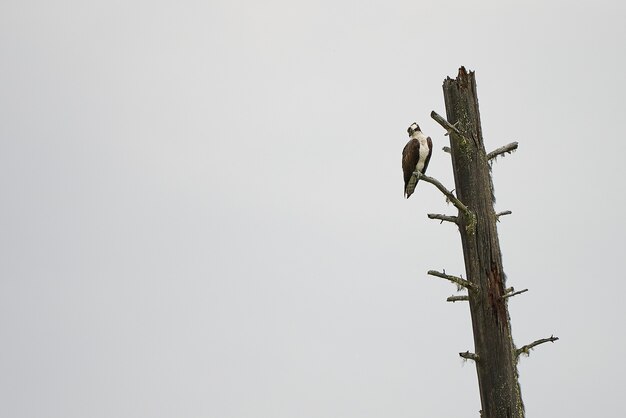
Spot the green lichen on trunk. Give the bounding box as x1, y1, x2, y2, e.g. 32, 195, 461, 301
463, 210, 477, 236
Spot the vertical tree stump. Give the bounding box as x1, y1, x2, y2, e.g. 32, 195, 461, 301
442, 67, 524, 418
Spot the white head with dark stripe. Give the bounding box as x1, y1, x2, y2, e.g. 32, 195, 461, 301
407, 123, 421, 137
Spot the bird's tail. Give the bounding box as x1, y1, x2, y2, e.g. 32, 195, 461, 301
404, 174, 419, 199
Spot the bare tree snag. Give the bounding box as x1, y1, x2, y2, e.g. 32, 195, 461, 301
414, 67, 557, 416
439, 67, 525, 418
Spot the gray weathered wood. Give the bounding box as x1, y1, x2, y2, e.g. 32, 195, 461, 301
441, 67, 524, 418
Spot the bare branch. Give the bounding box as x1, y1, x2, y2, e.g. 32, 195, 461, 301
414, 171, 470, 215
442, 146, 451, 154
496, 210, 512, 221
443, 121, 459, 136
516, 335, 559, 358
431, 110, 479, 147
447, 295, 469, 302
487, 142, 518, 161
428, 270, 477, 291
431, 111, 465, 138
460, 351, 480, 362
503, 288, 528, 299
504, 287, 514, 294
427, 213, 458, 224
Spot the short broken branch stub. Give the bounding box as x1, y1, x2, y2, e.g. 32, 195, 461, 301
487, 142, 519, 161
496, 210, 512, 221
428, 270, 477, 291
427, 213, 458, 225
460, 351, 480, 362
502, 288, 528, 299
447, 295, 469, 302
516, 335, 559, 358
431, 111, 466, 139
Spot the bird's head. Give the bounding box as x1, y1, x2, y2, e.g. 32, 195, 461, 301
407, 122, 421, 137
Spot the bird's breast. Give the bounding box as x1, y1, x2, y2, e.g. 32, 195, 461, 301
415, 137, 430, 172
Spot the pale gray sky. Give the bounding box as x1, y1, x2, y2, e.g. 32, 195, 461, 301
1, 1, 625, 417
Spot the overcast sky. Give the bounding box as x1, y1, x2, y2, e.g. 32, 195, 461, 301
2, 1, 626, 417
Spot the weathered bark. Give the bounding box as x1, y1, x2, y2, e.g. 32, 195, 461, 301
442, 67, 524, 418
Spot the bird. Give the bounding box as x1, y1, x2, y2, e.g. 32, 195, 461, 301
402, 122, 433, 198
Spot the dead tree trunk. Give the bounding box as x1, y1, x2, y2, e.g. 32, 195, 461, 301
415, 67, 557, 417
442, 67, 523, 418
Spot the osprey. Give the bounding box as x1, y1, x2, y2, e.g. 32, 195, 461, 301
402, 122, 433, 198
